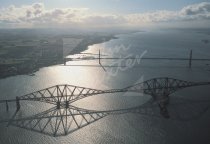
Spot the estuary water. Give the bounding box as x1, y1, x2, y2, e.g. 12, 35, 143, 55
0, 29, 210, 144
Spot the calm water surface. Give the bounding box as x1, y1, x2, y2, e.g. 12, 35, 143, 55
0, 29, 210, 144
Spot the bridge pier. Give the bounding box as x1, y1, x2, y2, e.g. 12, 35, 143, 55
57, 101, 61, 109
6, 100, 9, 111
64, 58, 66, 65
65, 101, 69, 108
16, 96, 20, 111
189, 50, 192, 68
99, 49, 101, 65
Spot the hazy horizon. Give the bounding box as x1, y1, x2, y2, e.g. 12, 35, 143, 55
0, 0, 210, 30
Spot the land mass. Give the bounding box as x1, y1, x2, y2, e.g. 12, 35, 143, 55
0, 29, 117, 79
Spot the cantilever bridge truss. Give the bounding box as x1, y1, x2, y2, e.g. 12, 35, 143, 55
18, 77, 210, 105
0, 77, 210, 137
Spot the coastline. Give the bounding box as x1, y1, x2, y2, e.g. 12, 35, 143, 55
0, 34, 118, 79
69, 35, 117, 55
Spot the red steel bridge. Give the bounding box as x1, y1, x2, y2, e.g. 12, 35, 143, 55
0, 77, 210, 136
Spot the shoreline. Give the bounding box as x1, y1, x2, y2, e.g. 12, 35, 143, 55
69, 35, 118, 56
0, 34, 118, 80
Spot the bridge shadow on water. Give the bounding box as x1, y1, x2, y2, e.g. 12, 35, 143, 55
2, 97, 210, 137
1, 77, 210, 137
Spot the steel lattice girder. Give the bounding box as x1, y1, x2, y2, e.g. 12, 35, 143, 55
17, 77, 210, 104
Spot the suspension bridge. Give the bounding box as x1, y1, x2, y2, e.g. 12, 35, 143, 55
63, 50, 210, 69
0, 77, 210, 136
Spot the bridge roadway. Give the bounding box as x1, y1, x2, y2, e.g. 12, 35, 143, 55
65, 57, 210, 61
0, 77, 210, 105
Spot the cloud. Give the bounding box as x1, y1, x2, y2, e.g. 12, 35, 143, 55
0, 2, 210, 28
179, 2, 210, 21
0, 3, 88, 27
181, 2, 210, 15
82, 15, 127, 27
125, 10, 179, 24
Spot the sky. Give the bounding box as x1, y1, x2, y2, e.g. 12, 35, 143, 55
0, 0, 210, 29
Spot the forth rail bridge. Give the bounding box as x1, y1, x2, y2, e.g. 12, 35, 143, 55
0, 77, 210, 136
